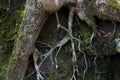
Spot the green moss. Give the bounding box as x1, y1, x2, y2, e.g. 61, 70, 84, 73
0, 0, 25, 79
47, 47, 73, 80
47, 69, 65, 80
109, 0, 120, 10
64, 48, 73, 54
5, 11, 25, 80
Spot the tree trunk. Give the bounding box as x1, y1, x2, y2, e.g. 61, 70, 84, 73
6, 0, 50, 80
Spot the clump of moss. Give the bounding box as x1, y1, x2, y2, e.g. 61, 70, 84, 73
109, 0, 120, 11
47, 53, 72, 80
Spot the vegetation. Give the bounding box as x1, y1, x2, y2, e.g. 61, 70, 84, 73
109, 0, 120, 10
0, 0, 120, 80
0, 0, 25, 79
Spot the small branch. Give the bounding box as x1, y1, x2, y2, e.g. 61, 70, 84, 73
55, 12, 60, 29
55, 11, 80, 42
55, 12, 70, 32
68, 7, 77, 64
33, 48, 44, 80
94, 56, 97, 80
55, 35, 70, 68
82, 51, 88, 80
56, 8, 81, 80
90, 32, 95, 44
112, 22, 117, 36
36, 41, 52, 49
78, 43, 88, 80
68, 7, 79, 80
39, 49, 54, 68
24, 71, 36, 80
38, 35, 70, 69
54, 46, 61, 69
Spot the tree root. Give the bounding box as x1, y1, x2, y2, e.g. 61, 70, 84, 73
26, 6, 99, 80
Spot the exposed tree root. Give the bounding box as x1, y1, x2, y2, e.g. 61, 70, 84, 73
94, 56, 97, 80
33, 48, 44, 80
68, 7, 79, 80
26, 6, 100, 80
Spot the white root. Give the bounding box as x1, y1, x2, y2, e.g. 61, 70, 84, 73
94, 56, 97, 80
82, 51, 88, 80
68, 8, 79, 80
33, 48, 44, 80
38, 35, 70, 69
28, 6, 95, 80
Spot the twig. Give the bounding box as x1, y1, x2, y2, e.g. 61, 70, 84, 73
55, 12, 60, 29
82, 51, 88, 80
97, 73, 101, 80
56, 12, 70, 32
33, 48, 44, 80
39, 49, 54, 68
56, 8, 80, 80
55, 35, 70, 68
68, 7, 79, 80
90, 32, 95, 44
55, 12, 80, 42
38, 35, 70, 68
112, 22, 116, 36
36, 41, 52, 49
94, 56, 97, 80
78, 42, 88, 80
24, 71, 36, 80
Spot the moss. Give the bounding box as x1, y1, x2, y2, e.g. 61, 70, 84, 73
47, 54, 72, 80
109, 0, 120, 11
0, 0, 25, 79
47, 69, 66, 80
64, 48, 73, 54
5, 10, 25, 80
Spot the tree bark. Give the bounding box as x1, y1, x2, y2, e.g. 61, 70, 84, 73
6, 0, 50, 80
